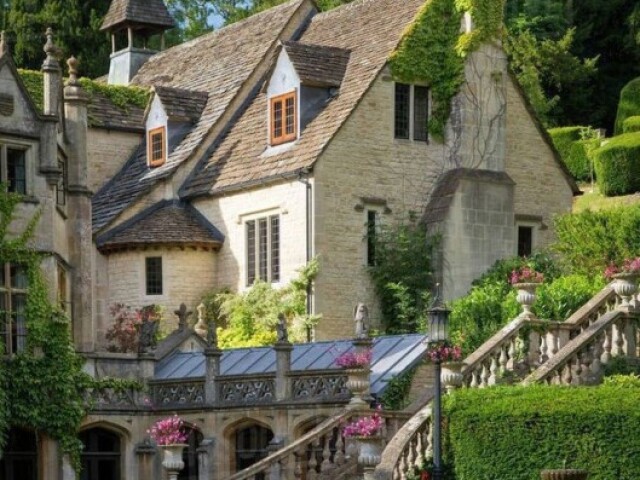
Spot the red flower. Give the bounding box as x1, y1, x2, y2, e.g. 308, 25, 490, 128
421, 471, 431, 480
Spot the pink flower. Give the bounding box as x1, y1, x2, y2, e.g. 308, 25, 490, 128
148, 415, 189, 446
510, 267, 544, 285
604, 257, 640, 279
342, 408, 383, 437
335, 349, 372, 369
425, 342, 462, 363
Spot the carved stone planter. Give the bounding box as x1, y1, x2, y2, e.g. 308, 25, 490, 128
441, 361, 464, 393
612, 272, 639, 308
355, 435, 383, 468
161, 444, 187, 480
540, 469, 588, 480
345, 368, 371, 409
514, 282, 541, 317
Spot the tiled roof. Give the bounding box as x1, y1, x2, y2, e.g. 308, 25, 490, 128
152, 86, 208, 123
96, 200, 224, 252
182, 0, 425, 197
88, 93, 145, 131
282, 41, 351, 88
101, 0, 175, 31
154, 333, 428, 397
92, 0, 310, 233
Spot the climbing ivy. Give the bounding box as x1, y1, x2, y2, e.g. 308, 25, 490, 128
389, 0, 505, 141
380, 366, 417, 410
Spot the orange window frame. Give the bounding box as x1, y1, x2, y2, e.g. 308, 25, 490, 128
270, 91, 297, 146
147, 126, 166, 167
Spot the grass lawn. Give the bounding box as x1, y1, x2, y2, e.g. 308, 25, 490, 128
573, 182, 640, 212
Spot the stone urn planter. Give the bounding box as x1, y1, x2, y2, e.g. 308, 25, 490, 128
161, 444, 187, 480
540, 469, 588, 480
514, 282, 541, 316
612, 272, 639, 308
441, 361, 464, 393
355, 435, 383, 468
345, 368, 371, 408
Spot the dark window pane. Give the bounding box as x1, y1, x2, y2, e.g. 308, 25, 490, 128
79, 428, 121, 480
247, 221, 256, 285
285, 96, 295, 135
11, 265, 28, 289
367, 211, 377, 266
150, 131, 164, 163
518, 226, 533, 257
12, 293, 26, 353
270, 215, 280, 282
145, 257, 163, 295
414, 86, 429, 142
57, 159, 66, 206
178, 429, 203, 480
258, 218, 268, 281
235, 425, 273, 475
7, 149, 26, 194
273, 100, 283, 139
394, 83, 410, 139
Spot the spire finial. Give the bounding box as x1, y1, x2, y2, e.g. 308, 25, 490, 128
67, 56, 79, 85
42, 27, 61, 71
0, 32, 7, 56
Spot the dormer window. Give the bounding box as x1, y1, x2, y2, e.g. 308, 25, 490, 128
270, 91, 297, 146
148, 126, 166, 167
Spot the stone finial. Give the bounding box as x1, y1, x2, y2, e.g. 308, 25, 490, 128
276, 313, 289, 344
353, 303, 369, 339
0, 32, 8, 56
67, 56, 80, 86
175, 303, 192, 331
42, 27, 61, 70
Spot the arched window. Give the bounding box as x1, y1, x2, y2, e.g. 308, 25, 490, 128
234, 424, 273, 476
79, 427, 121, 480
178, 428, 203, 480
0, 428, 38, 480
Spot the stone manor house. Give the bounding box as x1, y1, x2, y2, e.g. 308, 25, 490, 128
0, 0, 579, 478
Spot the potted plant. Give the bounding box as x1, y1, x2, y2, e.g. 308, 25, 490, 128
510, 267, 544, 316
336, 348, 373, 407
425, 341, 464, 392
342, 408, 384, 467
604, 257, 640, 307
148, 415, 189, 479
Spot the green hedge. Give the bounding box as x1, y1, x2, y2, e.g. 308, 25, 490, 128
445, 385, 640, 480
593, 133, 640, 196
567, 138, 598, 181
623, 115, 640, 134
615, 77, 640, 135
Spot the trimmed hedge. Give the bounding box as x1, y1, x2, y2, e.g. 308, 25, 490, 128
548, 127, 596, 181
593, 133, 640, 196
615, 77, 640, 135
445, 385, 640, 480
623, 115, 640, 134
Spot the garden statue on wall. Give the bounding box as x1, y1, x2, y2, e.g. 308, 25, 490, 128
138, 317, 158, 354
276, 313, 289, 344
354, 303, 369, 338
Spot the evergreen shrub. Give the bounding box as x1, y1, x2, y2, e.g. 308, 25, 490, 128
445, 385, 640, 480
593, 133, 640, 196
548, 127, 596, 180
622, 115, 640, 134
615, 77, 640, 135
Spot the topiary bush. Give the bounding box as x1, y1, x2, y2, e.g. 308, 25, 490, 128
567, 138, 598, 181
548, 126, 585, 162
593, 132, 640, 196
622, 115, 640, 134
445, 385, 640, 480
614, 77, 640, 135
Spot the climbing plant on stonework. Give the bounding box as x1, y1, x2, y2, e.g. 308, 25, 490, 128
389, 0, 505, 141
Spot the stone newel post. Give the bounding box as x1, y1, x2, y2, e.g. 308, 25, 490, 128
275, 313, 292, 401
204, 329, 222, 406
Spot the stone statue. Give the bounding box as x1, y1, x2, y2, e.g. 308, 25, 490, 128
175, 303, 192, 331
276, 313, 289, 343
138, 318, 158, 354
353, 303, 369, 338
195, 303, 207, 338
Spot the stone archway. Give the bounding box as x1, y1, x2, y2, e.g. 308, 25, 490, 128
79, 427, 122, 480
230, 422, 274, 476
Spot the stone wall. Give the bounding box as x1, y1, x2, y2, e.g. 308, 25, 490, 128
87, 128, 141, 193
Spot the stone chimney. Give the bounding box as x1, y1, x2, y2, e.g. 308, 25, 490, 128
39, 28, 62, 185
64, 57, 94, 352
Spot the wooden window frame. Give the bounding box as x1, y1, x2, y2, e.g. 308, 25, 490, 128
270, 91, 297, 146
0, 263, 28, 356
246, 214, 280, 286
147, 126, 166, 167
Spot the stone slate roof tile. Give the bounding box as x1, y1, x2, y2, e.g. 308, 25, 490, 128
181, 0, 426, 197
282, 40, 351, 88
101, 0, 175, 31
152, 86, 208, 123
92, 0, 309, 233
97, 200, 224, 252
88, 93, 145, 131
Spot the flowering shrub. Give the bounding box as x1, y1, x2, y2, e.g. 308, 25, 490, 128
604, 257, 640, 279
342, 409, 383, 437
148, 415, 188, 446
335, 348, 372, 369
105, 304, 161, 353
510, 266, 544, 285
425, 341, 462, 363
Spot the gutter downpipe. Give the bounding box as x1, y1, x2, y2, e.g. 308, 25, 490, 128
297, 168, 313, 342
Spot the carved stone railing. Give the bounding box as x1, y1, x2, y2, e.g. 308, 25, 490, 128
564, 284, 617, 330
290, 370, 349, 402
149, 378, 206, 408
84, 385, 139, 411
218, 374, 277, 406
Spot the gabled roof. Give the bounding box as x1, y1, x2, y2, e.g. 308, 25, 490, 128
96, 200, 224, 253
101, 0, 175, 31
92, 0, 313, 233
0, 55, 45, 122
281, 40, 351, 88
151, 86, 208, 123
181, 0, 426, 198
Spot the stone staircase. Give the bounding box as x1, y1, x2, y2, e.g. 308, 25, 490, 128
226, 282, 640, 480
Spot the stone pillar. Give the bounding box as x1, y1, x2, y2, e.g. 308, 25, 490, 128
197, 439, 215, 480
275, 340, 292, 401
64, 56, 94, 352
136, 440, 157, 480
204, 346, 222, 405
40, 28, 62, 184
61, 454, 76, 480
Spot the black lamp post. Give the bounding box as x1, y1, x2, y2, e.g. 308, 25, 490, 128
428, 296, 450, 480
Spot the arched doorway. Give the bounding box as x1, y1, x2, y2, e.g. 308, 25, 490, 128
178, 427, 203, 480
79, 427, 121, 480
233, 423, 273, 476
0, 428, 38, 480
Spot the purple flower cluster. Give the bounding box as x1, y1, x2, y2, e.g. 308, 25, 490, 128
604, 257, 640, 279
148, 415, 188, 446
342, 410, 383, 438
425, 342, 462, 363
510, 266, 544, 285
335, 348, 372, 369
